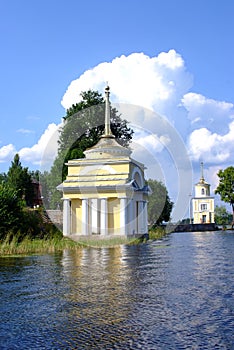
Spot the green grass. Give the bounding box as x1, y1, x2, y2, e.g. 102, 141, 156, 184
0, 236, 84, 256
0, 235, 144, 256
0, 228, 167, 256
149, 226, 168, 240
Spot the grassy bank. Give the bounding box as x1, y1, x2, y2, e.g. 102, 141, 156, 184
149, 226, 168, 240
0, 235, 142, 256
0, 227, 167, 256
0, 235, 84, 256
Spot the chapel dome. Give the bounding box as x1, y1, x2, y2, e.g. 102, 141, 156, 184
84, 135, 132, 159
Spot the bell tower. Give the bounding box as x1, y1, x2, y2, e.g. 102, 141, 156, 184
192, 162, 214, 224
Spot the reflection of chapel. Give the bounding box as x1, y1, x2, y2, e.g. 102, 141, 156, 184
58, 86, 150, 238
192, 162, 214, 224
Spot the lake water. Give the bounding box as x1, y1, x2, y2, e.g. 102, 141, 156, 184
0, 231, 234, 349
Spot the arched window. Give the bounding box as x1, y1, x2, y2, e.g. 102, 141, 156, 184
132, 168, 144, 189
201, 188, 205, 195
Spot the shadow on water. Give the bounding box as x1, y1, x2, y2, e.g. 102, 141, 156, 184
0, 231, 234, 349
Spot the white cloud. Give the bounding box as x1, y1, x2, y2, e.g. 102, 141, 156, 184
182, 92, 234, 132
17, 128, 34, 134
188, 120, 234, 163
19, 123, 60, 167
61, 50, 193, 115
156, 49, 184, 69
0, 144, 16, 163
136, 133, 170, 153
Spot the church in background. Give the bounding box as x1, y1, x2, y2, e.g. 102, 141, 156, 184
192, 162, 215, 224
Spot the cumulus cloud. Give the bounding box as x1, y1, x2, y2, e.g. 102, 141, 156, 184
182, 92, 234, 132
135, 132, 170, 153
61, 50, 193, 116
19, 123, 60, 167
188, 120, 234, 163
0, 144, 16, 163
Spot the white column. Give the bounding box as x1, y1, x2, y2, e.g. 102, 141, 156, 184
82, 198, 89, 235
120, 197, 127, 235
143, 201, 148, 233
100, 198, 108, 235
91, 199, 100, 234
137, 201, 145, 234
63, 198, 71, 236
131, 200, 137, 235
127, 199, 134, 235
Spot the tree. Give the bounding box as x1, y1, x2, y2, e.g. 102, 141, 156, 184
7, 154, 34, 206
0, 173, 7, 183
214, 205, 232, 226
0, 183, 23, 240
45, 89, 134, 209
147, 179, 173, 227
215, 166, 234, 228
59, 90, 133, 175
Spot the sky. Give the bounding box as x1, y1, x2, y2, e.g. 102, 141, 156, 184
1, 0, 234, 219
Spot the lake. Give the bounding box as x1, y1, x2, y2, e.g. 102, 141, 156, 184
0, 231, 234, 349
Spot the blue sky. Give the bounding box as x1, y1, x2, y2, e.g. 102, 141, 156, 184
1, 0, 234, 217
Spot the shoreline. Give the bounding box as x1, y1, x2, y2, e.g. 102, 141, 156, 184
0, 227, 168, 256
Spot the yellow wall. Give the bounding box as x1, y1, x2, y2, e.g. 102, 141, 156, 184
67, 160, 130, 177
192, 198, 214, 223
61, 154, 148, 236
71, 199, 82, 234
108, 198, 120, 234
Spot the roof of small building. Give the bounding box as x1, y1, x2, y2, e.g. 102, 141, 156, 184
84, 134, 132, 159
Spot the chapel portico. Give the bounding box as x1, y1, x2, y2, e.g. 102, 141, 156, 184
58, 86, 150, 238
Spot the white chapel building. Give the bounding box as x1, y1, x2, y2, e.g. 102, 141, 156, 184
192, 162, 215, 224
58, 86, 150, 238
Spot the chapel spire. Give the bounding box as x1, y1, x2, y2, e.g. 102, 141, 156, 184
103, 85, 114, 138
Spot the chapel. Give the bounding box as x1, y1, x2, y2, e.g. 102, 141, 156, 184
192, 162, 215, 224
58, 86, 150, 238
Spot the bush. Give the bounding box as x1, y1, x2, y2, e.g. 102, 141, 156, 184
0, 184, 23, 241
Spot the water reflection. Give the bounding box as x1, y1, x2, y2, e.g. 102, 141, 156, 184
0, 233, 234, 349
61, 247, 133, 325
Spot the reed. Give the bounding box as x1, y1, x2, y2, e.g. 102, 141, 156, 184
0, 235, 144, 255
0, 229, 166, 256
0, 236, 84, 256
149, 226, 168, 240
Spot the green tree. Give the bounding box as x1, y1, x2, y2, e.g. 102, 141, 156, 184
215, 166, 234, 227
29, 170, 40, 182
59, 90, 133, 175
7, 154, 34, 206
214, 205, 232, 226
45, 89, 134, 209
0, 173, 7, 183
0, 183, 23, 240
147, 179, 173, 227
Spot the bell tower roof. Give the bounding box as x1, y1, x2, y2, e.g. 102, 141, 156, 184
199, 161, 205, 184
195, 162, 210, 191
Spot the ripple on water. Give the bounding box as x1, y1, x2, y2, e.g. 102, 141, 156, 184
0, 232, 234, 349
